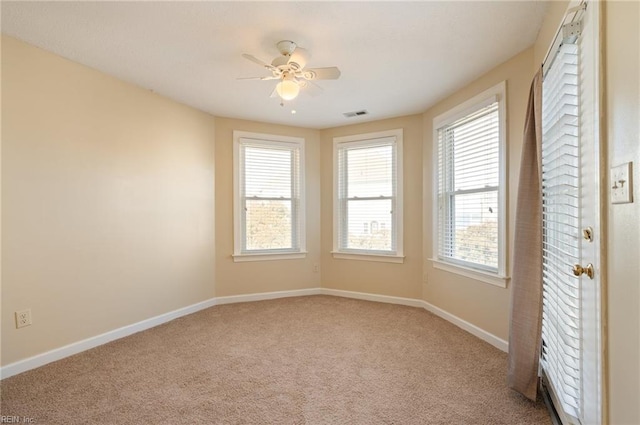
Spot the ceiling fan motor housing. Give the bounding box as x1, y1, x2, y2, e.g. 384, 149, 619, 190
276, 40, 297, 56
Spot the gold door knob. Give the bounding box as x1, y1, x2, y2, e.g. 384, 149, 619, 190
572, 263, 595, 279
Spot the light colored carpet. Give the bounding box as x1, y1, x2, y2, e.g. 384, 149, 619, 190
1, 295, 551, 424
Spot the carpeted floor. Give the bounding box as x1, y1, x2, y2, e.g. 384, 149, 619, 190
1, 295, 551, 424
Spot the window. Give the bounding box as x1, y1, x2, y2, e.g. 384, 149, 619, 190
432, 82, 507, 286
233, 131, 305, 262
333, 129, 403, 263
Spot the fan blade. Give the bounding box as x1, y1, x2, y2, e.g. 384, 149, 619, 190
242, 54, 278, 72
237, 76, 279, 81
288, 47, 310, 69
271, 56, 288, 68
303, 67, 341, 80
298, 80, 323, 97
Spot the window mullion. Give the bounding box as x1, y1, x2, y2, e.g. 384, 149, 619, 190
453, 186, 499, 196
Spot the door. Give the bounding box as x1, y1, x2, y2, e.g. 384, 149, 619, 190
540, 2, 602, 424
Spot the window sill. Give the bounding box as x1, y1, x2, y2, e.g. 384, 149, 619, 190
331, 251, 405, 264
233, 252, 307, 262
429, 258, 510, 288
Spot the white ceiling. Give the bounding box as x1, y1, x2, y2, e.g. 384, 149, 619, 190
1, 1, 549, 129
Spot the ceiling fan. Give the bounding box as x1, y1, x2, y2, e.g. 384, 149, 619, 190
239, 40, 341, 103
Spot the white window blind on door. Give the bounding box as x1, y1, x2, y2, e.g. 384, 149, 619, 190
541, 42, 582, 421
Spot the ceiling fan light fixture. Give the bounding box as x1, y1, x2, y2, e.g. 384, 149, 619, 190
276, 79, 300, 100
241, 40, 340, 103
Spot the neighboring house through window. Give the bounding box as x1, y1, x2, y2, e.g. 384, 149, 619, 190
233, 131, 305, 262
333, 129, 403, 263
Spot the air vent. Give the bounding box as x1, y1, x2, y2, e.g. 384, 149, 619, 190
343, 110, 368, 118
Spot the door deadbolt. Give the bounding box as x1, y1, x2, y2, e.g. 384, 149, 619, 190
572, 263, 595, 279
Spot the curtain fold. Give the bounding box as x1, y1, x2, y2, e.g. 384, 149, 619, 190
508, 68, 543, 401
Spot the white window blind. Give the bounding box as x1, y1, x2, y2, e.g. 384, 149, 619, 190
541, 42, 582, 421
436, 101, 501, 272
334, 132, 402, 258
234, 134, 305, 259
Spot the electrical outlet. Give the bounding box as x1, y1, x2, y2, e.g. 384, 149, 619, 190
313, 264, 319, 273
15, 309, 32, 329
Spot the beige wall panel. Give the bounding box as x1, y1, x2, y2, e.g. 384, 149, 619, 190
1, 36, 216, 366
422, 49, 533, 340
319, 115, 423, 299
214, 117, 321, 297
605, 1, 640, 423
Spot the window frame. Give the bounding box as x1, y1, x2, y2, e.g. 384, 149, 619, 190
332, 129, 404, 264
233, 131, 306, 262
431, 82, 508, 287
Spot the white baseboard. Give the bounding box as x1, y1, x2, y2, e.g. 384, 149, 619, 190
215, 288, 321, 305
1, 287, 507, 380
0, 288, 321, 379
0, 297, 217, 380
319, 288, 508, 352
319, 288, 426, 308
420, 300, 509, 352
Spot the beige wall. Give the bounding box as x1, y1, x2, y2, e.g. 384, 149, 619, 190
319, 115, 423, 299
421, 49, 533, 340
1, 34, 4, 370
604, 1, 640, 424
214, 117, 321, 297
1, 36, 216, 366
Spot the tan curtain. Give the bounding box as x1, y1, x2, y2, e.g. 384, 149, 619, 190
508, 68, 543, 401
